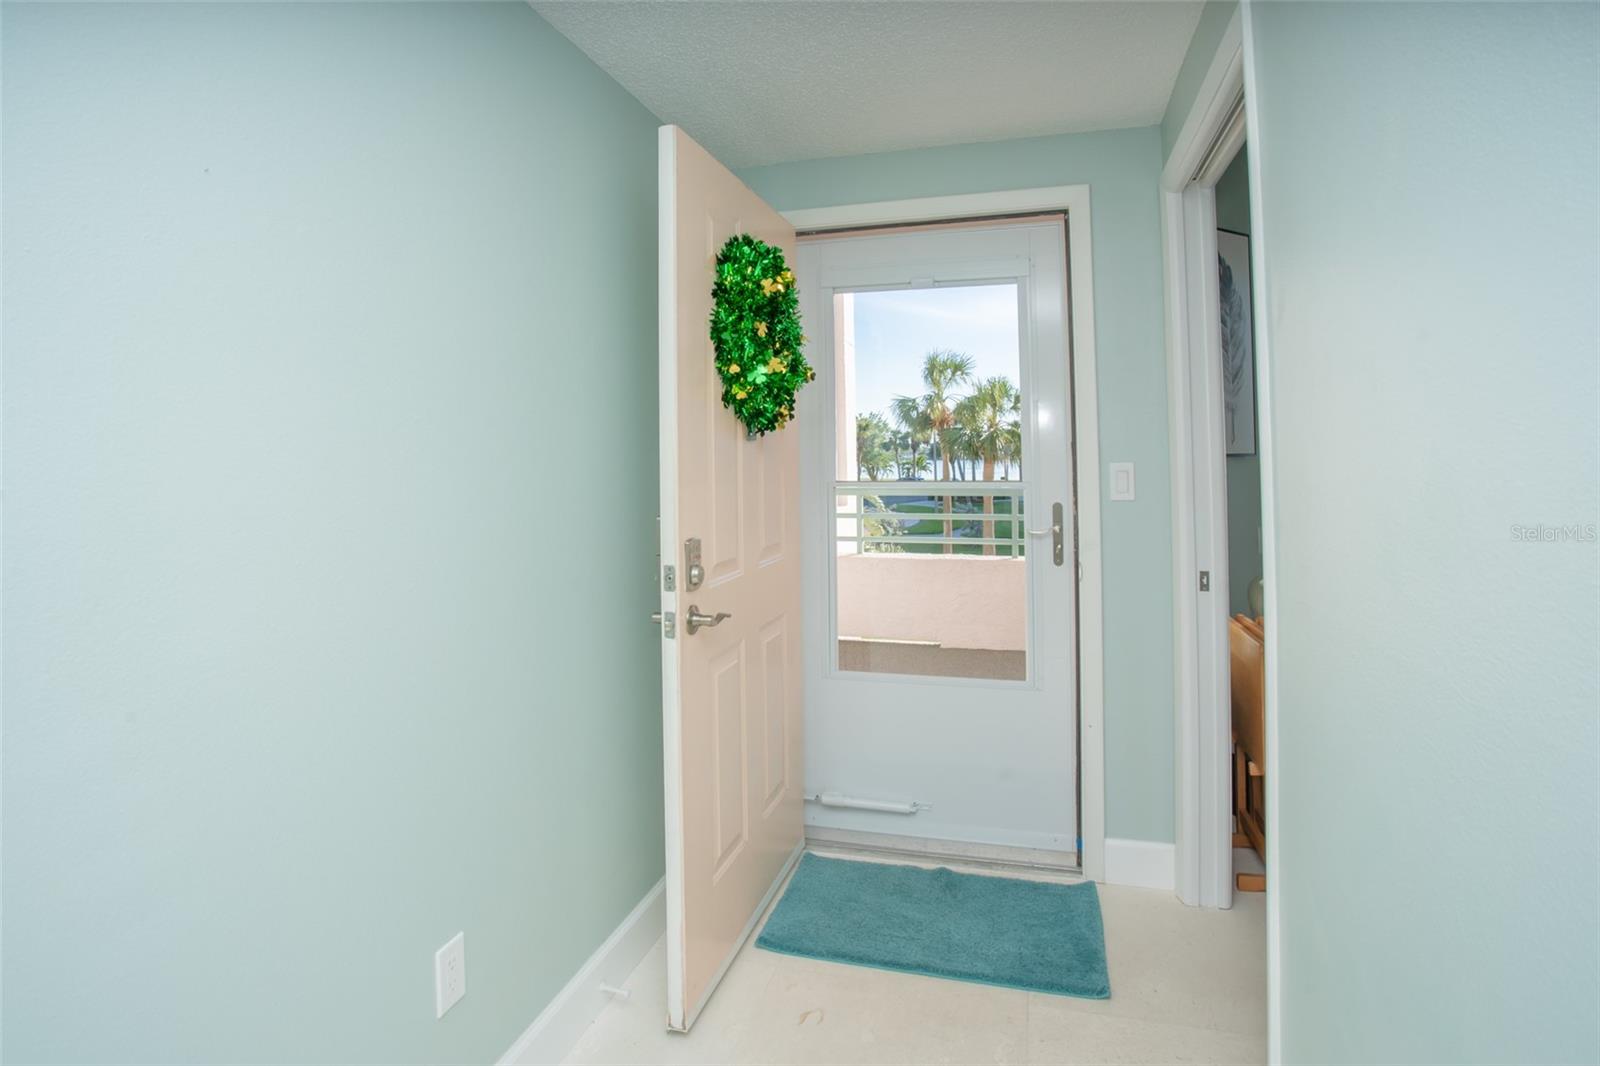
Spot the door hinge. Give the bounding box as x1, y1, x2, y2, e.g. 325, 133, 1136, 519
1199, 570, 1211, 592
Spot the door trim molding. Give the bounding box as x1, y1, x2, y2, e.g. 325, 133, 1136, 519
1239, 6, 1283, 1061
1160, 7, 1247, 915
782, 185, 1105, 884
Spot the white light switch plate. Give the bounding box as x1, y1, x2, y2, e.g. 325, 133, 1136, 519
435, 932, 466, 1018
1109, 462, 1136, 501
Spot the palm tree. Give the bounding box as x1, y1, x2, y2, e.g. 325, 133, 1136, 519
916, 350, 975, 552
955, 376, 1023, 555
946, 424, 975, 481
854, 412, 894, 481
889, 395, 932, 481
888, 429, 911, 478
998, 414, 1023, 481
918, 350, 975, 479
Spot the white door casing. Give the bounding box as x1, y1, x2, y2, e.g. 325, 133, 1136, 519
1161, 4, 1246, 910
657, 125, 805, 1032
796, 220, 1079, 858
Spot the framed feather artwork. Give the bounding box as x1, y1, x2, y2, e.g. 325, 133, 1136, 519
1217, 229, 1256, 456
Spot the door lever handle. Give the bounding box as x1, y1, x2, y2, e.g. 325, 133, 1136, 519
685, 605, 731, 635
1027, 503, 1067, 567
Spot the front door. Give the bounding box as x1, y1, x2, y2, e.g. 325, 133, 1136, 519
656, 126, 805, 1032
795, 219, 1079, 862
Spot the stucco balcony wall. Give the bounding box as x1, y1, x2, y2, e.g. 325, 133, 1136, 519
834, 552, 1026, 653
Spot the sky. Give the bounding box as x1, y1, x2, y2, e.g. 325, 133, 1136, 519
848, 284, 1021, 426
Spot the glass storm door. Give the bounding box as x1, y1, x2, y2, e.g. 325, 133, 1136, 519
795, 219, 1079, 862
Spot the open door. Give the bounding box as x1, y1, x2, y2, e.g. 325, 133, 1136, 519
657, 125, 805, 1032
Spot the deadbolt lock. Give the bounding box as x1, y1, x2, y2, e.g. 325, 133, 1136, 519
684, 537, 704, 590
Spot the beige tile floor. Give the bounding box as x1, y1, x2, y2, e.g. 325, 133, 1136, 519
565, 853, 1267, 1066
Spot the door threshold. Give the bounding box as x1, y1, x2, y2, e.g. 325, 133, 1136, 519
804, 826, 1083, 880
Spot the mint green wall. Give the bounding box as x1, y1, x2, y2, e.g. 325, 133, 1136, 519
1248, 2, 1599, 1061
2, 4, 663, 1062
1214, 148, 1262, 617
1214, 146, 1251, 234
1161, 1, 1238, 161
740, 128, 1176, 845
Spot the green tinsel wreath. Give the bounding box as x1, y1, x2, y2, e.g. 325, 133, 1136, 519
709, 234, 812, 436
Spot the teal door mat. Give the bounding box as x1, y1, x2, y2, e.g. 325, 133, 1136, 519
755, 853, 1110, 999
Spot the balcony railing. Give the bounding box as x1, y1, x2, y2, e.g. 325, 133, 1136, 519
834, 483, 1029, 556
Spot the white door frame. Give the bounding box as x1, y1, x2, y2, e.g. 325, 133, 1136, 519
783, 186, 1105, 884
1240, 8, 1282, 1060
1161, 8, 1248, 911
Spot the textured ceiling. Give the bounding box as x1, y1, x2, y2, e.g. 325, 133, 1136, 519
532, 1, 1204, 168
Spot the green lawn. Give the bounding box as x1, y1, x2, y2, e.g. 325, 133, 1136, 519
865, 497, 1027, 557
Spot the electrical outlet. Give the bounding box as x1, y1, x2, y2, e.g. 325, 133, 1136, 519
435, 932, 466, 1018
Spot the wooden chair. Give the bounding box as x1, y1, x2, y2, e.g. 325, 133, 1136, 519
1229, 614, 1267, 892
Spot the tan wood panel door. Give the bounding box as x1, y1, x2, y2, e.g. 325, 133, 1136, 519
657, 125, 804, 1032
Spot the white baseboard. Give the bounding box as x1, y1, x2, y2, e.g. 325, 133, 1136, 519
497, 879, 665, 1066
1103, 838, 1176, 892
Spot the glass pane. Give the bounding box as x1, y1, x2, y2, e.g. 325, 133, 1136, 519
837, 490, 1027, 557
831, 284, 1027, 682
833, 285, 1023, 484
835, 489, 1027, 680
